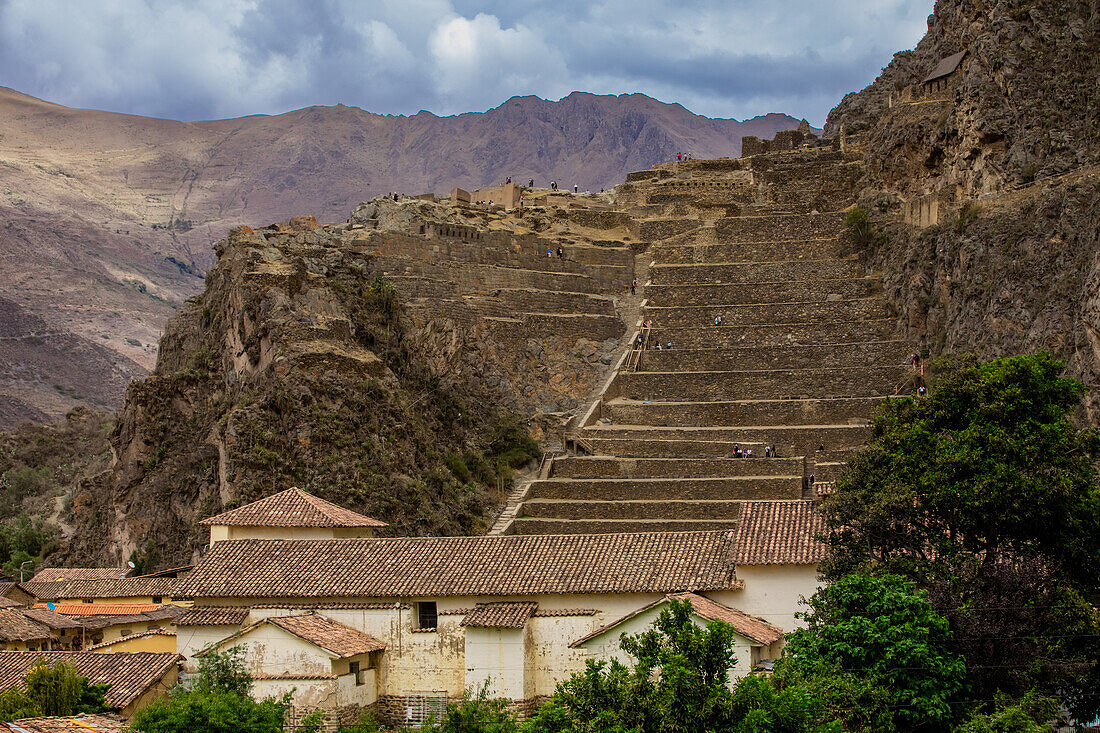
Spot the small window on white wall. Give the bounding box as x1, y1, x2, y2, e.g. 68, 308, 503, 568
417, 601, 437, 630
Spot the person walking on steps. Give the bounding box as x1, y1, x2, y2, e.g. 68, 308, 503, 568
631, 278, 638, 296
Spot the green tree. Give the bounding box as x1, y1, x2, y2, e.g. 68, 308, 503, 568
131, 649, 291, 733
0, 661, 108, 722
780, 574, 967, 732
821, 353, 1100, 721
526, 599, 838, 733
128, 538, 162, 576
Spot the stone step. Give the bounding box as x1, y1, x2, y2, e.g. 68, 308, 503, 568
508, 518, 740, 534
550, 455, 803, 478
636, 341, 910, 372
603, 396, 881, 427
643, 320, 899, 348
607, 365, 912, 401
650, 258, 862, 286
714, 212, 846, 243
645, 278, 879, 307
644, 298, 890, 329
580, 424, 871, 454
528, 477, 802, 501
519, 499, 747, 520
653, 237, 844, 264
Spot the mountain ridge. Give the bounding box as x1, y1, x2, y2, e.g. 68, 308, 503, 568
0, 85, 811, 427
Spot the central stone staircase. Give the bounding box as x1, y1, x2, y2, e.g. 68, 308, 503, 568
499, 150, 916, 534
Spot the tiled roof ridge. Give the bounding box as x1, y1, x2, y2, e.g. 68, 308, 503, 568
666, 592, 784, 646
198, 487, 386, 528
0, 651, 181, 709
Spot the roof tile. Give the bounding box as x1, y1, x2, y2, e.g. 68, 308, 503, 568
0, 651, 179, 709
667, 593, 783, 645
200, 487, 386, 528
29, 569, 129, 583
461, 602, 537, 628
266, 613, 385, 658
2, 713, 127, 732
178, 531, 739, 599
731, 501, 827, 565
175, 607, 250, 627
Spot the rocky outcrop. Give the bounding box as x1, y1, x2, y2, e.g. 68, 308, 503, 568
825, 0, 1100, 419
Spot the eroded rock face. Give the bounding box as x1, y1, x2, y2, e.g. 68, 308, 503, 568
824, 0, 1100, 419
65, 197, 634, 565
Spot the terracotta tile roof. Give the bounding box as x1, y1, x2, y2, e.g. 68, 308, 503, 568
178, 531, 739, 599
87, 629, 176, 651
20, 609, 81, 631
2, 713, 127, 732
731, 501, 827, 565
176, 607, 250, 626
667, 593, 784, 645
572, 593, 784, 648
199, 487, 387, 528
266, 613, 385, 658
29, 569, 129, 583
0, 597, 23, 609
43, 579, 179, 600
35, 604, 160, 617
0, 583, 33, 599
461, 602, 538, 628
18, 582, 64, 601
0, 609, 53, 642
0, 651, 180, 710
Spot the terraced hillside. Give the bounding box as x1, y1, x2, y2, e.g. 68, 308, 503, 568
501, 149, 919, 534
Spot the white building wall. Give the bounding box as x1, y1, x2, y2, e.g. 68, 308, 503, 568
731, 565, 820, 630
464, 627, 525, 699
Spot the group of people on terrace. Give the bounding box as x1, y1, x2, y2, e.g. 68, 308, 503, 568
635, 329, 671, 351
730, 444, 780, 458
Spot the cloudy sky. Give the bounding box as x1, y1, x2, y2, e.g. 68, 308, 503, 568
0, 0, 932, 126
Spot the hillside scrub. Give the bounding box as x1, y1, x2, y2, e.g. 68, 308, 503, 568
64, 226, 541, 567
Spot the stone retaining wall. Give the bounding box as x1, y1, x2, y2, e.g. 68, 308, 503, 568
521, 499, 749, 520
509, 518, 738, 534
653, 238, 844, 264
528, 477, 801, 501
637, 341, 910, 371
645, 278, 878, 306
645, 298, 889, 328
643, 320, 898, 348
550, 456, 802, 478
714, 212, 844, 243
650, 258, 862, 285
604, 396, 881, 427
607, 364, 910, 401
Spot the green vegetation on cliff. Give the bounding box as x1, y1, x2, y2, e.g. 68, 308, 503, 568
63, 224, 540, 567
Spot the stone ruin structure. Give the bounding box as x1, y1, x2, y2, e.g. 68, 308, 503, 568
739, 119, 819, 157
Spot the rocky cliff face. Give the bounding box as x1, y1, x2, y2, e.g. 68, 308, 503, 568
65, 215, 543, 566
826, 0, 1100, 419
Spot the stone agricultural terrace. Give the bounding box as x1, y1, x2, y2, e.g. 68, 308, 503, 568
493, 146, 917, 534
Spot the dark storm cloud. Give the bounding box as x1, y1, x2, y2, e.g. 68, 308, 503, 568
0, 0, 932, 125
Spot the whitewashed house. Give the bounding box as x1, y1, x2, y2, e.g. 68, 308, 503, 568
176, 491, 825, 726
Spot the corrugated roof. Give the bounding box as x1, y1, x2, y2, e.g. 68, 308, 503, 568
922, 50, 967, 83
29, 569, 129, 583
177, 531, 739, 599
731, 501, 827, 565
461, 602, 538, 628
0, 651, 179, 710
199, 487, 387, 528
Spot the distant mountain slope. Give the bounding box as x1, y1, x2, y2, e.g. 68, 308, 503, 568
0, 87, 809, 425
